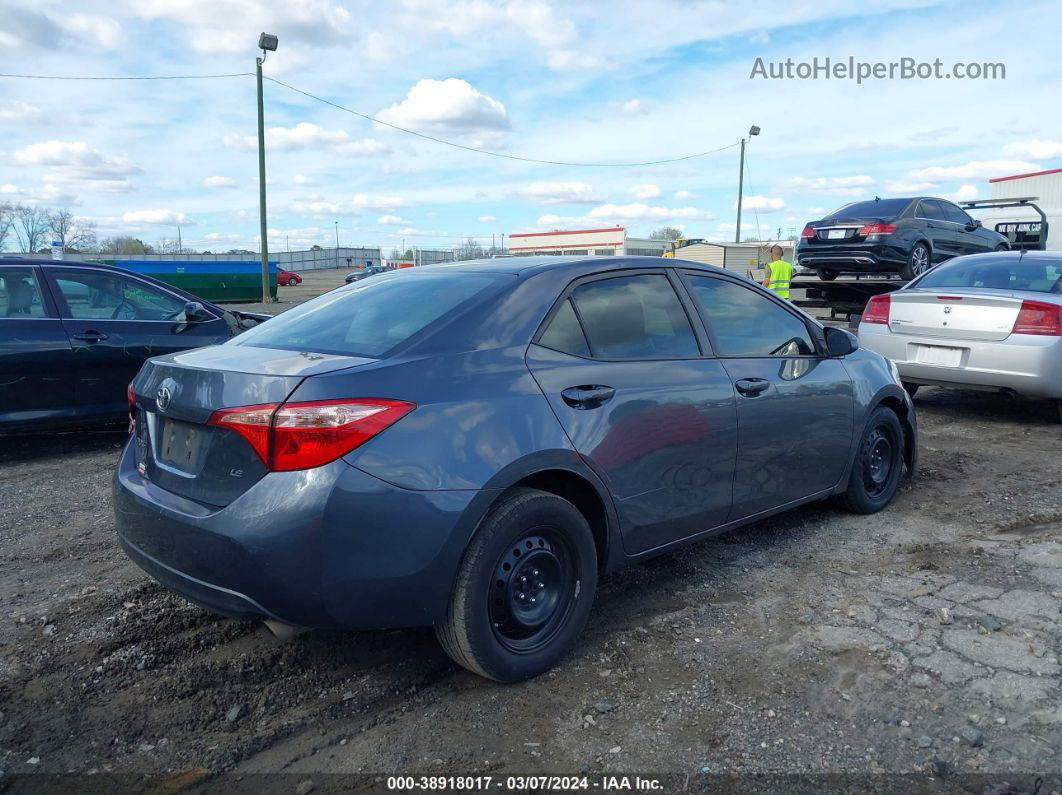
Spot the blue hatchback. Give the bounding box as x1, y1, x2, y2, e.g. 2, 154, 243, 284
116, 257, 916, 682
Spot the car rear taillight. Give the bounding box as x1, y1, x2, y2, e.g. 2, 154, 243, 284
127, 383, 136, 433
207, 398, 415, 472
857, 223, 896, 237
862, 294, 891, 325
801, 226, 815, 239
1012, 300, 1062, 336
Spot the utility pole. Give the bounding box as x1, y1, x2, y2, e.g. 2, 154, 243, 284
256, 33, 278, 303
177, 225, 182, 253
735, 124, 760, 244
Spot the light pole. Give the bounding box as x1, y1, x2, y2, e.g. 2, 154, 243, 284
735, 124, 760, 243
256, 32, 278, 303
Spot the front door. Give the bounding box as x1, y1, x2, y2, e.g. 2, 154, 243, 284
526, 271, 737, 555
680, 272, 855, 520
44, 267, 231, 419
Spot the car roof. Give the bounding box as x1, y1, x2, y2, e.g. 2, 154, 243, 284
416, 255, 729, 276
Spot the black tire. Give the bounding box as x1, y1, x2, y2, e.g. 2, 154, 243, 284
435, 488, 598, 682
995, 244, 1009, 252
816, 267, 839, 281
899, 243, 931, 281
902, 382, 920, 398
841, 406, 905, 514
1052, 400, 1062, 425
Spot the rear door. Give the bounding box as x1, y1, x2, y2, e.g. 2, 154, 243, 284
525, 270, 738, 555
680, 272, 855, 520
44, 266, 231, 418
916, 200, 958, 262
0, 265, 74, 426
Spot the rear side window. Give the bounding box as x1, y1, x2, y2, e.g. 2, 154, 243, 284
917, 200, 945, 221
686, 276, 816, 357
825, 199, 910, 219
0, 269, 47, 317
235, 271, 506, 357
917, 256, 1062, 293
569, 274, 699, 359
539, 299, 590, 356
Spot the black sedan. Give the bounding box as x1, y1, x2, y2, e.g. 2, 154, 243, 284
345, 264, 386, 283
0, 259, 268, 432
797, 197, 1009, 281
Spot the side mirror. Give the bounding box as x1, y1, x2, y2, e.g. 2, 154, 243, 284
183, 301, 210, 322
966, 219, 982, 231
825, 326, 858, 356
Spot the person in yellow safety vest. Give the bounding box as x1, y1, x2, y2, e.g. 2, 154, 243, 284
762, 244, 793, 299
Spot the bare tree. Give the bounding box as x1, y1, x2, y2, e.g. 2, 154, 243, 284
49, 208, 97, 252
97, 236, 155, 255
0, 203, 13, 252
389, 247, 414, 260
648, 226, 683, 240
455, 236, 484, 261
12, 204, 51, 253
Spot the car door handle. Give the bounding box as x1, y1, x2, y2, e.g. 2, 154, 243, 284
72, 331, 108, 342
735, 378, 770, 397
561, 385, 616, 410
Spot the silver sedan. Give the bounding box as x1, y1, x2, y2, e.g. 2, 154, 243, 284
858, 250, 1062, 417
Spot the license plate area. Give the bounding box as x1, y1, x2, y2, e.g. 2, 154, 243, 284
913, 344, 963, 367
827, 229, 847, 239
157, 418, 205, 472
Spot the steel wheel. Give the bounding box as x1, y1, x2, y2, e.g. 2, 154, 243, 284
861, 425, 895, 499
489, 532, 575, 653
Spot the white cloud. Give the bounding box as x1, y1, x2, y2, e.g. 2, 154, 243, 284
0, 102, 44, 123
291, 194, 404, 217
910, 160, 1038, 182
58, 13, 122, 47
884, 180, 938, 194
12, 140, 139, 194
630, 184, 662, 200
948, 184, 980, 202
376, 79, 509, 142
619, 99, 647, 116
223, 123, 388, 157
734, 195, 785, 213
203, 175, 238, 189
546, 49, 602, 71
673, 190, 698, 201
478, 214, 497, 223
807, 207, 826, 214
293, 174, 317, 186
783, 175, 875, 196
122, 209, 192, 225
520, 181, 596, 205
1003, 140, 1062, 159
588, 203, 714, 222
376, 214, 409, 225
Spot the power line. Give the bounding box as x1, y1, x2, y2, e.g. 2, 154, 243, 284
263, 76, 741, 168
0, 72, 253, 80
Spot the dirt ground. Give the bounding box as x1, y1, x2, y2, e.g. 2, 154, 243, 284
1, 268, 1061, 791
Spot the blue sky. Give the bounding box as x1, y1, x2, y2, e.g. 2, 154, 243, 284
1, 0, 1060, 253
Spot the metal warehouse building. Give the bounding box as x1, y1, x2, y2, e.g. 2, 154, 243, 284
507, 227, 672, 257
979, 167, 1062, 251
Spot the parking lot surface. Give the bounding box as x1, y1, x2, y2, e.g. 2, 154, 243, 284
1, 270, 1060, 789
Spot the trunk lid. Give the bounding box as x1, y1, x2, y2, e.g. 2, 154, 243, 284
888, 289, 1024, 342
805, 216, 887, 245
130, 344, 375, 507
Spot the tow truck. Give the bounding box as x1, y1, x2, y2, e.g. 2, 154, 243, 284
790, 197, 1049, 322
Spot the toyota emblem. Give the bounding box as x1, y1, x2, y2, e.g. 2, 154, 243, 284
156, 386, 172, 412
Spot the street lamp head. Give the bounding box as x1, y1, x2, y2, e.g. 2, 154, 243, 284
258, 33, 279, 52
749, 125, 761, 136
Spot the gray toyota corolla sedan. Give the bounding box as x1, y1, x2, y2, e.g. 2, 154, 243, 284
116, 256, 917, 682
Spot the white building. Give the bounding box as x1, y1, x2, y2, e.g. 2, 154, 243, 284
974, 167, 1062, 251
507, 227, 672, 257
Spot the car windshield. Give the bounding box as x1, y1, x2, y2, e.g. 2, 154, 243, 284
915, 255, 1062, 294
824, 199, 910, 219
234, 270, 509, 357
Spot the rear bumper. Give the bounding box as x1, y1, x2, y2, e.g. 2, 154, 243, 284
113, 440, 490, 629
859, 326, 1062, 399
796, 242, 906, 272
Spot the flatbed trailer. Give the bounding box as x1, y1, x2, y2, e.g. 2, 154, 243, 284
790, 276, 908, 321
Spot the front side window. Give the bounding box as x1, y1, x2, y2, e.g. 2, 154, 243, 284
0, 268, 47, 317
569, 274, 699, 359
940, 202, 972, 225
686, 276, 816, 357
52, 270, 187, 320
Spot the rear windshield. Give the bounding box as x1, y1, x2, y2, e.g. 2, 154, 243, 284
233, 270, 508, 357
825, 199, 910, 219
915, 255, 1062, 294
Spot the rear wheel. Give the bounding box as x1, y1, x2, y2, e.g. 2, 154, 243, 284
435, 488, 598, 682
899, 243, 930, 281
816, 267, 839, 281
995, 244, 1009, 252
902, 382, 920, 398
841, 406, 905, 514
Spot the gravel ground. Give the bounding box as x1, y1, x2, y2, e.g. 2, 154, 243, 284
1, 269, 1060, 792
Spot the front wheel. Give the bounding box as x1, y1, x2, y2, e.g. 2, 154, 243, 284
899, 243, 930, 281
435, 488, 598, 682
840, 406, 905, 514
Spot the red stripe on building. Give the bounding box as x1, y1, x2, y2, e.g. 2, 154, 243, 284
989, 167, 1062, 183
510, 242, 623, 251
509, 227, 624, 238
